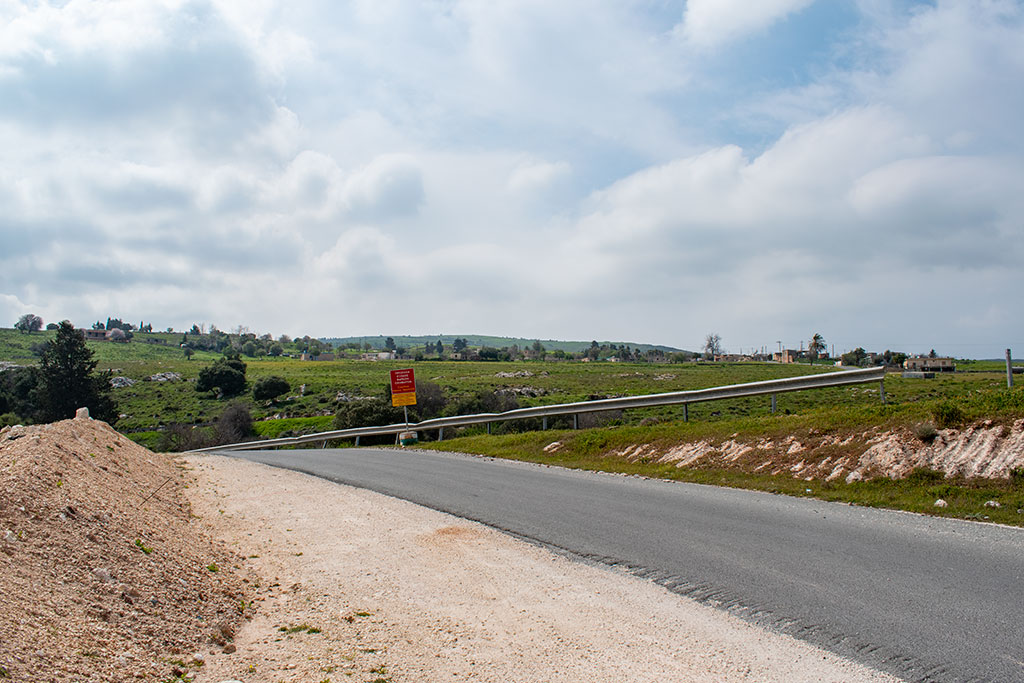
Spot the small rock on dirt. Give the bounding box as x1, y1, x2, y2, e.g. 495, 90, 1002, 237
934, 499, 948, 508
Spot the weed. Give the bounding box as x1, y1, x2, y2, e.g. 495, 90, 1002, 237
278, 624, 321, 634
134, 539, 153, 554
912, 422, 938, 443
206, 563, 219, 572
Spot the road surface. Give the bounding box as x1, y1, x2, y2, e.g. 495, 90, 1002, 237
223, 446, 1024, 682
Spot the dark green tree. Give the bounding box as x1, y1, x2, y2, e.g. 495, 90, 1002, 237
196, 357, 247, 397
385, 336, 396, 351
14, 313, 43, 333
253, 376, 290, 402
35, 321, 117, 423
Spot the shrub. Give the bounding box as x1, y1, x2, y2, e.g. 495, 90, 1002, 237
253, 376, 290, 402
932, 401, 965, 429
157, 424, 215, 452
913, 422, 939, 443
196, 357, 247, 397
216, 403, 253, 444
904, 468, 947, 485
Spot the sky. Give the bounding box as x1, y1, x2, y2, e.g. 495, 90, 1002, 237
1, 0, 1022, 358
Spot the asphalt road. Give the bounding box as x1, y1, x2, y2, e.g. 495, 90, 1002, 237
224, 447, 1024, 682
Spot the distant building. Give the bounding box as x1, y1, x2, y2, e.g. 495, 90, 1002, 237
904, 356, 955, 372
79, 329, 107, 341
300, 352, 335, 361
772, 349, 800, 363
360, 352, 396, 361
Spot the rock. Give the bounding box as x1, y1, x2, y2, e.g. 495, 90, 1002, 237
91, 567, 112, 583
934, 499, 948, 508
147, 372, 181, 382
543, 442, 562, 453
984, 500, 1001, 508
110, 376, 136, 388
223, 643, 237, 654
75, 407, 90, 420
191, 653, 205, 665
4, 425, 26, 440
3, 530, 16, 543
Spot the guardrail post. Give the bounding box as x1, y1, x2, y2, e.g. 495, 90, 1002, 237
542, 417, 548, 431
487, 422, 491, 434
321, 440, 327, 448
355, 436, 360, 447
683, 404, 688, 422
880, 380, 886, 405
573, 414, 578, 430
439, 427, 444, 441
771, 394, 776, 414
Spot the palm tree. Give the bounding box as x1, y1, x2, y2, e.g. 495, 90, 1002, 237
809, 333, 826, 365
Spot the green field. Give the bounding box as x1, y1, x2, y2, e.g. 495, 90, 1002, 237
2, 328, 1017, 435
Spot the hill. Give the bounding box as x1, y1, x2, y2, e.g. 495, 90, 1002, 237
322, 334, 684, 354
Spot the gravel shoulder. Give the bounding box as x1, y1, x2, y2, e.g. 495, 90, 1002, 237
185, 454, 897, 683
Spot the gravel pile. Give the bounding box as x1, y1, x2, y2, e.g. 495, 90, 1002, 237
0, 417, 249, 682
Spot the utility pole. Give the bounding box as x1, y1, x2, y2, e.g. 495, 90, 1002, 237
1008, 349, 1014, 389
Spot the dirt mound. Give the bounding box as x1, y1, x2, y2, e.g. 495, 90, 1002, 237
0, 417, 248, 682
614, 419, 1024, 483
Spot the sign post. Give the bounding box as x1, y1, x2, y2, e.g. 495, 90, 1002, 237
390, 368, 418, 446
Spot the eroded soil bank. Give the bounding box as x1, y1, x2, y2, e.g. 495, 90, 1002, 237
593, 418, 1024, 483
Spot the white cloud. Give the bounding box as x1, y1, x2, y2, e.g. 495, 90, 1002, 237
678, 0, 817, 48
0, 0, 1022, 356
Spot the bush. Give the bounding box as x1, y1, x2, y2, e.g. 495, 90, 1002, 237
334, 398, 404, 445
196, 357, 247, 397
157, 424, 215, 452
253, 376, 290, 402
932, 401, 965, 429
216, 403, 253, 444
913, 422, 939, 443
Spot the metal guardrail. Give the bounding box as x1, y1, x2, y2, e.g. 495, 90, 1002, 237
190, 366, 887, 453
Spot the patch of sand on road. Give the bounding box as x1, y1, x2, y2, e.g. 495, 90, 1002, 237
185, 455, 896, 683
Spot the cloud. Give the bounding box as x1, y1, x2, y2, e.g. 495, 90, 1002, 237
0, 1, 1022, 356
342, 155, 425, 222
678, 0, 817, 48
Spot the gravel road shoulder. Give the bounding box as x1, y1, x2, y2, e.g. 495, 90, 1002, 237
184, 454, 897, 683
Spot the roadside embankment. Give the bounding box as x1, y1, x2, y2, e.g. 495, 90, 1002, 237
0, 418, 248, 682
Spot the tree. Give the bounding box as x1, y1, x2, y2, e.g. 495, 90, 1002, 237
253, 376, 290, 402
453, 338, 467, 352
808, 333, 826, 365
35, 321, 116, 423
841, 347, 869, 367
183, 346, 194, 361
929, 349, 938, 358
703, 333, 722, 360
385, 336, 396, 351
14, 314, 43, 333
45, 322, 58, 331
196, 357, 247, 397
